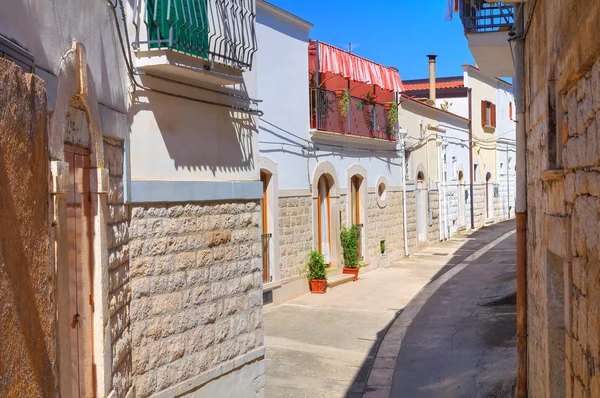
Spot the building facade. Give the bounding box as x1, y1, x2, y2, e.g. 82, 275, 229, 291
256, 4, 414, 305
456, 0, 600, 396
403, 61, 516, 230
0, 0, 265, 396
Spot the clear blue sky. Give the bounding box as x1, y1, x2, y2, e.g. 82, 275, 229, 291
267, 0, 475, 81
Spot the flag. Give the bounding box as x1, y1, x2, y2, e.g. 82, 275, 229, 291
445, 0, 453, 21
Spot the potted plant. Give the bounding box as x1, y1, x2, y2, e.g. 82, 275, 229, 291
341, 225, 361, 281
302, 250, 328, 293
339, 89, 350, 117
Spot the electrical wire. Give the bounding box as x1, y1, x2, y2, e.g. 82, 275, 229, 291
108, 0, 263, 116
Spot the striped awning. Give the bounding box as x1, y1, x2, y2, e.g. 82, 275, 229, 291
310, 40, 404, 92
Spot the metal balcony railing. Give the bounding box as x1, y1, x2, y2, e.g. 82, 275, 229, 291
133, 0, 258, 69
310, 88, 397, 141
459, 0, 514, 34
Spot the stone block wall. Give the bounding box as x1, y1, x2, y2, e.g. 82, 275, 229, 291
428, 190, 440, 246
405, 190, 418, 253
524, 1, 600, 395
497, 174, 516, 221
0, 59, 55, 397
278, 196, 312, 280
365, 191, 405, 268
104, 139, 133, 396
473, 184, 486, 228
128, 201, 264, 397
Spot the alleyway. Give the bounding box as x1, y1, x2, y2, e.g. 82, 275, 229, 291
264, 221, 516, 398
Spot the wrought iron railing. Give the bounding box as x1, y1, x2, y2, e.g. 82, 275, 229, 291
133, 0, 258, 69
459, 0, 514, 34
310, 88, 396, 141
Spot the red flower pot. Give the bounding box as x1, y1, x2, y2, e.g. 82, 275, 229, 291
343, 267, 360, 281
310, 279, 327, 294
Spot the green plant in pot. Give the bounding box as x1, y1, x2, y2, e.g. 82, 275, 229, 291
302, 250, 327, 293
340, 89, 350, 117
341, 225, 362, 281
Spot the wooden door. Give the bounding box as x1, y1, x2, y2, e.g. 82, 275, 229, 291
350, 176, 362, 260
317, 175, 331, 265
65, 145, 94, 397
416, 180, 427, 243
261, 172, 270, 282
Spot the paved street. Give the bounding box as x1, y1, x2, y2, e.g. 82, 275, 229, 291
264, 221, 516, 398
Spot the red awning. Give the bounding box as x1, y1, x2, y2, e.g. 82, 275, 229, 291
310, 40, 404, 92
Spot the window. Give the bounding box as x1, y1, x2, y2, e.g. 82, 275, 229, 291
481, 100, 496, 128
376, 176, 389, 208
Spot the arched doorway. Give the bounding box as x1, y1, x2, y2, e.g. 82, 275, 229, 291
317, 175, 332, 265
416, 171, 427, 244
485, 172, 492, 219
260, 171, 271, 282
350, 175, 363, 260
458, 170, 466, 229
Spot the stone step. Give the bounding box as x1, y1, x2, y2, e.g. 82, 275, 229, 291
327, 273, 354, 288
326, 267, 343, 277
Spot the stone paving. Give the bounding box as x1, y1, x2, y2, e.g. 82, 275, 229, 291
263, 221, 516, 398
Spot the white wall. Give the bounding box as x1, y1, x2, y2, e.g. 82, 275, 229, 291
256, 4, 312, 190
435, 97, 469, 119
0, 0, 128, 112
256, 6, 402, 193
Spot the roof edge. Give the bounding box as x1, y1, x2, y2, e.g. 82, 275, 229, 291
400, 94, 470, 123
257, 1, 314, 30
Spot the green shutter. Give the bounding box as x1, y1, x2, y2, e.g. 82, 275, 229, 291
147, 0, 209, 59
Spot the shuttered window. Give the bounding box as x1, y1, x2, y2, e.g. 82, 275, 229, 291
147, 0, 209, 59
481, 100, 496, 128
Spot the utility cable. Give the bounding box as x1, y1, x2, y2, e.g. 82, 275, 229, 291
108, 0, 263, 116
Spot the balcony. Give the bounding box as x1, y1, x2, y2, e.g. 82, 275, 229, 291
132, 0, 258, 85
310, 88, 397, 142
459, 0, 515, 77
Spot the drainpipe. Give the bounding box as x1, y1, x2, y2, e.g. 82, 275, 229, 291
399, 95, 409, 257
513, 6, 528, 398
468, 88, 475, 230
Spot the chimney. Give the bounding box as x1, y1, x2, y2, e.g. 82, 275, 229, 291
427, 54, 438, 103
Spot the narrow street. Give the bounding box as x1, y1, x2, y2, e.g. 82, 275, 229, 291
264, 221, 516, 398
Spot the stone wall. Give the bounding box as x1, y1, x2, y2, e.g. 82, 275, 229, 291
524, 1, 600, 396
365, 191, 405, 269
104, 139, 133, 396
473, 184, 486, 228
0, 59, 55, 397
278, 196, 312, 280
129, 200, 265, 397
428, 190, 440, 246
405, 190, 418, 254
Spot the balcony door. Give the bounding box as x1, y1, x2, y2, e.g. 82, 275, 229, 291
317, 175, 332, 265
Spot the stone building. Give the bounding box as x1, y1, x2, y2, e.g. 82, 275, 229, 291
455, 0, 600, 396
0, 0, 265, 396
403, 61, 517, 230
255, 2, 421, 306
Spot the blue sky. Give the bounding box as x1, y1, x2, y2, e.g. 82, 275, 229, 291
267, 0, 475, 81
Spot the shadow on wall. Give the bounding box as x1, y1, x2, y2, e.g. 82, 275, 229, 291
129, 76, 257, 177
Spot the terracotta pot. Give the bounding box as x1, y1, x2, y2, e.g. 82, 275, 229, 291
384, 103, 391, 110
343, 267, 360, 281
335, 90, 344, 97
310, 279, 327, 294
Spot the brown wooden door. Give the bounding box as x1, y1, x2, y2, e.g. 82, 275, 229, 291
350, 176, 362, 260
65, 145, 94, 397
317, 175, 331, 265
261, 172, 270, 282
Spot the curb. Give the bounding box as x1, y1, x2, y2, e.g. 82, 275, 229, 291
361, 228, 516, 397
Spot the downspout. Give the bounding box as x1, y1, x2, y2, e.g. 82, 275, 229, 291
399, 95, 410, 257
513, 6, 528, 398
507, 142, 510, 219
468, 88, 475, 230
